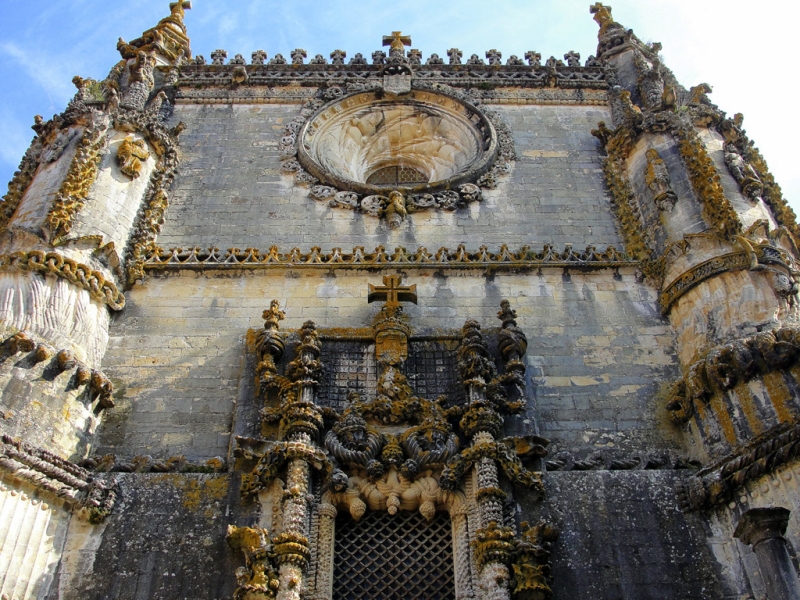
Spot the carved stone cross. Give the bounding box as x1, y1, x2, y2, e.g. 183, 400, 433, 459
170, 1, 192, 11
330, 49, 346, 65
486, 49, 502, 65
382, 31, 412, 54
448, 48, 463, 65
368, 275, 417, 309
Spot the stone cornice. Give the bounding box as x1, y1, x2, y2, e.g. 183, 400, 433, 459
141, 243, 636, 272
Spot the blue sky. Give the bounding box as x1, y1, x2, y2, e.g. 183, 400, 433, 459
2, 0, 797, 217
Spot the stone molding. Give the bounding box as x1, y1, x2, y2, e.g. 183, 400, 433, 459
677, 424, 800, 512
545, 449, 692, 472
141, 243, 635, 272
0, 250, 126, 310
0, 434, 117, 523
658, 244, 796, 315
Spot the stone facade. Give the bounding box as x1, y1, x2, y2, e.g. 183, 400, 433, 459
1, 2, 799, 599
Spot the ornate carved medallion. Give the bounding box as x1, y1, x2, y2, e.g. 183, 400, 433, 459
279, 86, 516, 226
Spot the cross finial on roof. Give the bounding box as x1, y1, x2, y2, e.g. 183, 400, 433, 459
382, 31, 412, 54
169, 1, 192, 19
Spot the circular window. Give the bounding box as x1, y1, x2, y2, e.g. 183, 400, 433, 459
297, 89, 498, 195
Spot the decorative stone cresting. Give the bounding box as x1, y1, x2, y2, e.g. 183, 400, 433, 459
142, 243, 634, 272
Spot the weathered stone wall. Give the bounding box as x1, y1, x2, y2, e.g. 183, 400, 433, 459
156, 102, 621, 253
55, 473, 243, 600
531, 471, 730, 599
95, 266, 680, 460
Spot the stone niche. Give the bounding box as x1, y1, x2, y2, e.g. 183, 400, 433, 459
297, 89, 498, 194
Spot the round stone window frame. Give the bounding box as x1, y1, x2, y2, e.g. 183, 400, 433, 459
295, 89, 500, 196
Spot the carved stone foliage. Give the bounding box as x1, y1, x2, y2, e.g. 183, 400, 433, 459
511, 521, 559, 600
277, 84, 516, 227
44, 113, 108, 242
643, 148, 677, 211
591, 123, 658, 279
121, 111, 184, 287
0, 434, 117, 523
226, 525, 281, 599
116, 135, 151, 178
665, 325, 800, 425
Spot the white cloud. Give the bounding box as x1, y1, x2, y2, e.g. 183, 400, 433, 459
0, 42, 77, 106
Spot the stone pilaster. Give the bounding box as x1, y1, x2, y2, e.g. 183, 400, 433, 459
734, 508, 800, 600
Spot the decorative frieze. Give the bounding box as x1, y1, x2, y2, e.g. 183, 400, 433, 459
142, 243, 634, 272
673, 123, 742, 240
658, 243, 796, 314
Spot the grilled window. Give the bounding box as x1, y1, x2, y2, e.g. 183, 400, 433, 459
366, 165, 428, 187
333, 509, 455, 599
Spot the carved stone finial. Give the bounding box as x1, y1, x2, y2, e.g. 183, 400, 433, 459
291, 49, 307, 65
251, 50, 267, 65
524, 51, 542, 68
330, 49, 346, 65
211, 49, 227, 65
168, 1, 192, 21
564, 50, 581, 67
382, 31, 411, 55
447, 48, 463, 65
589, 3, 614, 30
486, 49, 502, 65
